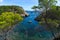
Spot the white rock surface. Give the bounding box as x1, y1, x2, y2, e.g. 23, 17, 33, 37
21, 12, 29, 17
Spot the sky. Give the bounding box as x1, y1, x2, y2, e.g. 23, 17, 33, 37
0, 0, 60, 10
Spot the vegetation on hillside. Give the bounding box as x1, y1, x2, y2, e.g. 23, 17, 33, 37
0, 6, 25, 14
0, 12, 23, 29
0, 6, 24, 40
0, 6, 24, 30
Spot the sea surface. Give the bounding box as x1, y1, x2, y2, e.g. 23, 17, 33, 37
8, 11, 53, 40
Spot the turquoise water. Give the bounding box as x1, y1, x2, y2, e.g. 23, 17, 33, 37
11, 11, 53, 40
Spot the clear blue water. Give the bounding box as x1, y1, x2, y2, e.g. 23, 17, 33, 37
13, 11, 53, 40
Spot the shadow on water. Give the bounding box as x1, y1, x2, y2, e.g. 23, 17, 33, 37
11, 11, 53, 40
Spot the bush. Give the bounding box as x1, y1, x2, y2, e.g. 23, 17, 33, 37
0, 12, 23, 29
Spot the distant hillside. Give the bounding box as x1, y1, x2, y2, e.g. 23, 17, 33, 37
0, 6, 25, 14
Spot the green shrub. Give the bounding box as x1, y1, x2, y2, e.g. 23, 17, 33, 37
0, 12, 23, 29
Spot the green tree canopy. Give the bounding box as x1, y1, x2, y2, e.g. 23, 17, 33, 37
38, 0, 57, 9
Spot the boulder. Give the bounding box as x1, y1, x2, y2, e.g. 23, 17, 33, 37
21, 12, 29, 17
21, 14, 25, 17
24, 12, 29, 17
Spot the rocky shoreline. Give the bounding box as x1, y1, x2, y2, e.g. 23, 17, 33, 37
21, 12, 29, 17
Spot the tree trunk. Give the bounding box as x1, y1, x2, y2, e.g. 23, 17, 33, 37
43, 9, 48, 27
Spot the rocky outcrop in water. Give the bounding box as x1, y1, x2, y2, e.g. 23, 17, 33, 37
21, 12, 29, 17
